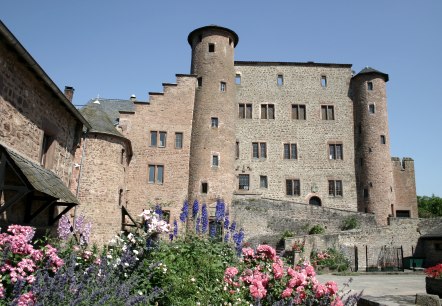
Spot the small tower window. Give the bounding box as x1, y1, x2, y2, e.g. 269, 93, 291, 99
236, 141, 240, 159
363, 188, 369, 198
380, 135, 386, 144
277, 75, 284, 86
208, 43, 215, 52
197, 77, 202, 87
235, 74, 241, 85
367, 82, 373, 91
220, 82, 226, 92
201, 182, 208, 194
321, 76, 327, 87
211, 117, 219, 128
369, 104, 375, 114
212, 155, 219, 167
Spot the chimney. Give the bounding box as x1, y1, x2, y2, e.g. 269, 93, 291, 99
64, 86, 75, 103
130, 94, 136, 102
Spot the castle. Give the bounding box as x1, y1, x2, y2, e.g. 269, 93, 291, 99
0, 23, 418, 244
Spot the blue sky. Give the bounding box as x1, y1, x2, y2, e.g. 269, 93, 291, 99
1, 1, 441, 196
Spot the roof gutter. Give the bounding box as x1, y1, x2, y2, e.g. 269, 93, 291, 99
0, 20, 91, 129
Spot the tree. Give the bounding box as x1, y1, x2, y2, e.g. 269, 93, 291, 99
417, 195, 442, 217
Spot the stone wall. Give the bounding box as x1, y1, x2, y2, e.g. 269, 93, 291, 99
122, 75, 196, 221
231, 198, 377, 246
74, 134, 129, 245
391, 157, 418, 218
234, 63, 357, 211
0, 38, 81, 185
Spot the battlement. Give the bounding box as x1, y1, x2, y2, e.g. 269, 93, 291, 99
391, 157, 415, 171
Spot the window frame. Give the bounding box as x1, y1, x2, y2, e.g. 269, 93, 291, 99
238, 174, 250, 190
286, 179, 301, 196
261, 104, 275, 119
369, 104, 375, 114
40, 133, 55, 168
260, 175, 268, 189
148, 164, 164, 185
329, 143, 343, 160
252, 142, 267, 159
321, 75, 327, 88
239, 103, 252, 119
208, 43, 215, 52
212, 154, 219, 167
175, 132, 183, 149
235, 74, 241, 85
321, 105, 335, 120
283, 143, 298, 160
159, 131, 167, 148
277, 74, 284, 86
211, 117, 219, 128
220, 82, 226, 92
292, 104, 306, 120
328, 180, 343, 197
367, 81, 373, 91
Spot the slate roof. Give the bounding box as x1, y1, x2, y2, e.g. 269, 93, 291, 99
354, 67, 389, 82
421, 224, 442, 239
84, 98, 135, 126
80, 102, 125, 138
2, 144, 79, 204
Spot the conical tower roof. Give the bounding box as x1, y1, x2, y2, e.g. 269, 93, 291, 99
353, 66, 389, 82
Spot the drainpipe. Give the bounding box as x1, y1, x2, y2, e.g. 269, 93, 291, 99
73, 130, 88, 228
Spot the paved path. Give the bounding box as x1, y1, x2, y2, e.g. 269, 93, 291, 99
316, 273, 427, 305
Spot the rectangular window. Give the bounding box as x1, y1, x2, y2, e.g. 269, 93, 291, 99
260, 176, 268, 188
321, 76, 327, 87
380, 135, 386, 144
367, 82, 373, 91
212, 155, 219, 167
261, 104, 275, 119
236, 141, 239, 159
150, 131, 157, 147
197, 77, 202, 87
292, 104, 306, 120
148, 165, 164, 184
208, 43, 215, 52
369, 104, 375, 114
252, 142, 266, 159
40, 133, 55, 168
277, 74, 283, 86
363, 188, 369, 198
396, 210, 411, 218
159, 132, 167, 147
286, 179, 300, 196
220, 82, 226, 92
235, 74, 241, 85
283, 143, 297, 159
329, 143, 343, 160
239, 174, 250, 190
238, 103, 252, 119
201, 182, 208, 194
329, 180, 343, 197
175, 132, 183, 149
321, 105, 335, 120
211, 117, 219, 128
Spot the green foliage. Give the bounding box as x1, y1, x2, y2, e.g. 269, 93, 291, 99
281, 230, 294, 239
418, 195, 442, 217
341, 216, 358, 231
144, 235, 238, 305
311, 248, 351, 272
308, 224, 325, 235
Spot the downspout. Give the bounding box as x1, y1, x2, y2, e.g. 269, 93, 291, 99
73, 130, 88, 228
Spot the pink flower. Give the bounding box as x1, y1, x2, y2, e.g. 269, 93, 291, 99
272, 262, 283, 279
224, 267, 238, 278
249, 279, 267, 299
0, 283, 4, 299
304, 264, 316, 277
313, 283, 328, 298
17, 291, 35, 306
331, 296, 344, 306
294, 286, 306, 304
287, 267, 296, 277
281, 287, 293, 298
288, 271, 307, 288
242, 247, 255, 258
326, 281, 338, 295
7, 225, 35, 242
256, 245, 276, 261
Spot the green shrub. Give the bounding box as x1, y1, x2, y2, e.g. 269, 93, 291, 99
311, 248, 351, 272
309, 224, 325, 235
341, 216, 358, 231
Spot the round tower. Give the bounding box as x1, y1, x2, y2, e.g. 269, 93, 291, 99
187, 25, 238, 206
352, 67, 395, 225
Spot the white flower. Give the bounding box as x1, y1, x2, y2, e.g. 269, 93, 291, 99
138, 291, 143, 296
133, 250, 139, 255
124, 262, 129, 267
191, 277, 196, 282
107, 254, 113, 259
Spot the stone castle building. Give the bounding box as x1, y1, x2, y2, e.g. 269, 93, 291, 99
0, 22, 418, 244
73, 25, 417, 243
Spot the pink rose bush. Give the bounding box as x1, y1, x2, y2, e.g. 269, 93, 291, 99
223, 244, 347, 305
0, 225, 64, 304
